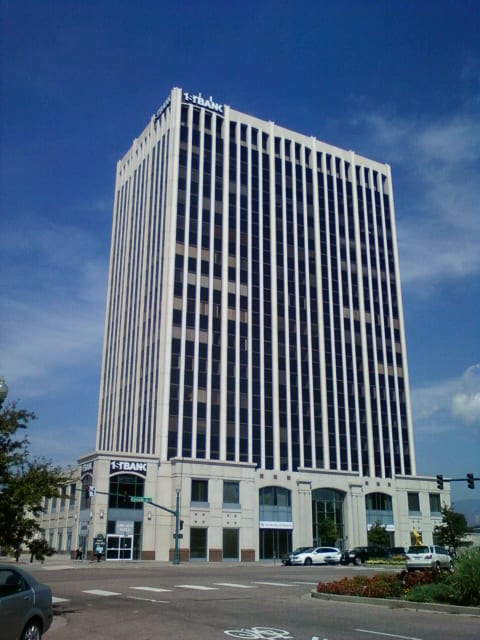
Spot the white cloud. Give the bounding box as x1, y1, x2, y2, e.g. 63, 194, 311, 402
352, 100, 480, 290
0, 215, 108, 397
411, 364, 480, 436
451, 364, 480, 424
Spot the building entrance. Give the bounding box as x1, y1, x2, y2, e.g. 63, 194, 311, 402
106, 534, 133, 560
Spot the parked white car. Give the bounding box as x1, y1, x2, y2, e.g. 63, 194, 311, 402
405, 545, 454, 572
291, 546, 342, 566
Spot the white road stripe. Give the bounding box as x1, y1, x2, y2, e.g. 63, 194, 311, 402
356, 630, 423, 640
252, 581, 295, 587
82, 589, 122, 596
128, 596, 169, 604
52, 596, 70, 603
213, 582, 257, 588
289, 581, 318, 585
176, 584, 218, 590
130, 586, 172, 593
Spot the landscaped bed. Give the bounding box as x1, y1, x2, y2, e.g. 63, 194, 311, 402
315, 547, 480, 607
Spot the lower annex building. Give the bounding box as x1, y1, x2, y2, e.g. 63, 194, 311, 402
46, 88, 450, 561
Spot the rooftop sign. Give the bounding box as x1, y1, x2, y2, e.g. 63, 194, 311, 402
183, 91, 224, 114
153, 94, 171, 123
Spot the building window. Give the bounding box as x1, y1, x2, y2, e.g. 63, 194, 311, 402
60, 486, 67, 512
223, 481, 240, 507
69, 483, 76, 510
190, 527, 208, 559
429, 493, 441, 515
259, 486, 292, 523
81, 475, 93, 510
108, 474, 145, 510
407, 492, 421, 514
365, 492, 394, 527
191, 479, 209, 505
223, 528, 239, 559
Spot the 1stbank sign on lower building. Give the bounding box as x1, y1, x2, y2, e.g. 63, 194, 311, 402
110, 460, 147, 475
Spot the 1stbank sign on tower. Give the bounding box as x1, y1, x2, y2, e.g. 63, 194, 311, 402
183, 91, 224, 114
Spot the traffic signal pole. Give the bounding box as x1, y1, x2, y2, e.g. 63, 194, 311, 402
87, 488, 182, 565
435, 474, 478, 490
173, 490, 180, 565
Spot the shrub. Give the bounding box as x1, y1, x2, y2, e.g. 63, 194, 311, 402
405, 581, 454, 604
448, 547, 480, 606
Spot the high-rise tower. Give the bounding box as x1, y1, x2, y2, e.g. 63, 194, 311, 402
79, 88, 443, 562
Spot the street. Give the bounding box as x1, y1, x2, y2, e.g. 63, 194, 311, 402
23, 560, 479, 640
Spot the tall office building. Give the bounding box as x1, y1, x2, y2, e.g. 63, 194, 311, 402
78, 88, 445, 562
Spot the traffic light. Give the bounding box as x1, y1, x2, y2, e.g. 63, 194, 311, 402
85, 485, 90, 500
123, 490, 130, 503
467, 473, 475, 489
436, 474, 444, 490
179, 519, 184, 531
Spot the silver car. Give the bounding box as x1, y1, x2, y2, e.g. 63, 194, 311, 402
292, 546, 342, 566
0, 564, 53, 639
405, 545, 454, 572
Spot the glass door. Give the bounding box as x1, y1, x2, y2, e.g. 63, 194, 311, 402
106, 534, 133, 560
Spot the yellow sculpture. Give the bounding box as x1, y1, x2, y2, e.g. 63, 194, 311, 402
412, 528, 423, 545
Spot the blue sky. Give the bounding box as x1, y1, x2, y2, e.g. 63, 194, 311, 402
1, 1, 479, 504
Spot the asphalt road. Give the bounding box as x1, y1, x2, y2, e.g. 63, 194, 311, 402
23, 561, 480, 640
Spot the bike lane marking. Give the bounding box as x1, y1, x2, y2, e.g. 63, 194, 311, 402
224, 626, 294, 638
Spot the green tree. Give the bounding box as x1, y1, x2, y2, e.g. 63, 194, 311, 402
433, 504, 472, 556
318, 517, 338, 545
0, 402, 65, 556
367, 521, 390, 548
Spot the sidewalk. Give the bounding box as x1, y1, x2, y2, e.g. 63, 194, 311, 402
2, 552, 102, 570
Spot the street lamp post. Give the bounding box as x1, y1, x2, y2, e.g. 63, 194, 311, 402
0, 378, 7, 495
0, 377, 8, 407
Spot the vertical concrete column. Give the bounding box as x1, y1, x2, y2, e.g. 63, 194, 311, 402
346, 483, 366, 548
295, 481, 312, 546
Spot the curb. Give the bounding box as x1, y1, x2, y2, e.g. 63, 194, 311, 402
311, 590, 480, 616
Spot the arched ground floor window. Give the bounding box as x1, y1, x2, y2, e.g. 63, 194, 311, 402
311, 488, 345, 548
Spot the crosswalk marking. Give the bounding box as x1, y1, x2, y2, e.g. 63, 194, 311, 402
60, 579, 310, 603
83, 589, 122, 596
176, 584, 218, 590
252, 581, 295, 587
130, 586, 172, 593
213, 582, 257, 588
